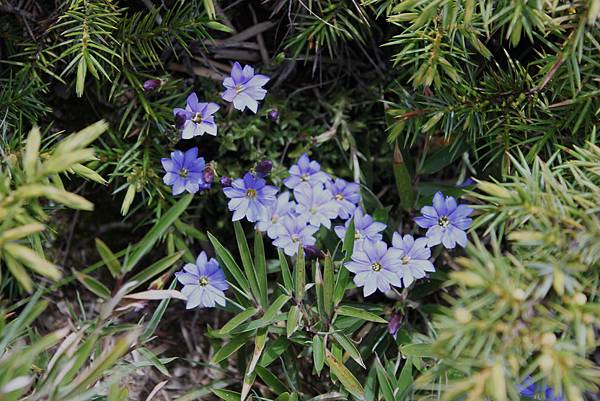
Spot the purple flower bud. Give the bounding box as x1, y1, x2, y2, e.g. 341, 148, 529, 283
303, 245, 324, 260
255, 159, 273, 178
268, 109, 279, 121
203, 166, 215, 184
143, 79, 162, 92
175, 111, 187, 130
388, 312, 403, 339
220, 176, 232, 187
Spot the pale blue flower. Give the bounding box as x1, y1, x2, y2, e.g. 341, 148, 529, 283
173, 93, 220, 139
415, 191, 473, 249
272, 215, 318, 256
294, 183, 339, 229
161, 147, 206, 195
345, 241, 402, 296
222, 172, 277, 222
283, 154, 331, 189
175, 251, 229, 309
256, 192, 295, 239
334, 208, 386, 249
391, 232, 435, 287
221, 62, 269, 113
328, 178, 361, 219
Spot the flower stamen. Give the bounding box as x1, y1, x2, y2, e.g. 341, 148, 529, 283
438, 216, 450, 228
198, 276, 209, 286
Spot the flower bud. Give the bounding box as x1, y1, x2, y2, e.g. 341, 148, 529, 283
388, 312, 403, 339
143, 79, 162, 92
175, 111, 187, 129
203, 166, 215, 184
220, 176, 232, 187
255, 159, 273, 178
268, 108, 279, 121
303, 245, 324, 260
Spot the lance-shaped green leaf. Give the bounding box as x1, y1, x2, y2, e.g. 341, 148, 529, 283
312, 335, 325, 375
278, 249, 293, 291
95, 238, 121, 277
211, 389, 241, 401
294, 245, 306, 303
262, 294, 291, 322
241, 327, 268, 400
256, 365, 289, 395
0, 223, 45, 245
143, 281, 177, 341
23, 126, 41, 180
254, 230, 269, 308
123, 195, 192, 273
325, 350, 365, 400
210, 332, 252, 364
4, 243, 61, 281
323, 254, 335, 317
208, 232, 250, 295
336, 305, 387, 324
393, 143, 414, 212
333, 332, 365, 369
374, 357, 396, 401
234, 221, 261, 302
218, 307, 259, 335
287, 305, 301, 337
73, 271, 111, 299
334, 217, 355, 304
55, 120, 108, 154
129, 251, 184, 290
259, 337, 289, 367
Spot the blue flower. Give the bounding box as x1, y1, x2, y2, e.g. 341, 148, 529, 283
175, 251, 229, 309
519, 377, 564, 401
391, 232, 435, 287
334, 208, 386, 249
283, 154, 331, 189
415, 191, 473, 249
345, 241, 402, 296
173, 93, 220, 139
221, 62, 269, 113
272, 215, 318, 256
294, 183, 339, 229
328, 178, 361, 219
223, 172, 277, 222
161, 147, 207, 195
256, 192, 296, 239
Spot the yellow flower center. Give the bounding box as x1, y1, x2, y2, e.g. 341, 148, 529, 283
235, 85, 244, 94
438, 216, 450, 228
292, 234, 301, 243
371, 262, 382, 272
246, 189, 257, 198
179, 168, 189, 178
198, 276, 209, 286
301, 173, 309, 181
335, 193, 344, 201
354, 230, 362, 240
192, 112, 203, 123
401, 255, 411, 265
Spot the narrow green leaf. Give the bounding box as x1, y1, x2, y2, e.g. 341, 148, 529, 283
24, 127, 41, 180
259, 337, 289, 367
4, 243, 62, 281
130, 251, 184, 290
254, 230, 268, 308
334, 218, 355, 304
286, 305, 301, 337
211, 389, 241, 401
256, 365, 289, 395
294, 245, 305, 303
263, 294, 291, 322
4, 253, 33, 292
73, 271, 111, 299
233, 221, 260, 301
400, 343, 434, 357
332, 333, 365, 369
374, 357, 395, 401
124, 195, 192, 272
312, 335, 325, 375
95, 238, 121, 278
219, 307, 259, 335
393, 143, 414, 211
278, 249, 293, 290
241, 327, 268, 399
143, 281, 177, 341
137, 347, 171, 377
397, 357, 413, 394
337, 305, 387, 324
208, 231, 251, 295
323, 254, 334, 317
211, 333, 252, 364
325, 350, 365, 400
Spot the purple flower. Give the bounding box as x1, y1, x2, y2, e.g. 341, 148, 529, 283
256, 192, 295, 239
415, 191, 473, 249
334, 208, 386, 249
294, 183, 339, 229
255, 159, 273, 178
391, 233, 435, 287
388, 312, 403, 339
161, 147, 207, 195
272, 215, 318, 256
173, 93, 220, 139
268, 109, 279, 121
222, 172, 277, 222
283, 154, 331, 189
175, 251, 229, 309
328, 178, 361, 219
143, 79, 161, 92
220, 176, 232, 187
345, 241, 402, 296
221, 62, 269, 113
519, 377, 564, 401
